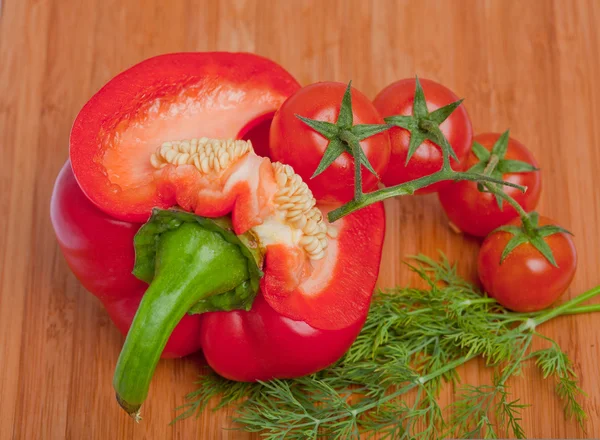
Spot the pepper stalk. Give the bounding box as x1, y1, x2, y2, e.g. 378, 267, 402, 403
113, 209, 262, 420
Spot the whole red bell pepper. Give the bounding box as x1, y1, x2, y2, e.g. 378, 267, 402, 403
51, 52, 386, 419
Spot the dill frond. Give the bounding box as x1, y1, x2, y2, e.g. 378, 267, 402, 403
173, 254, 596, 439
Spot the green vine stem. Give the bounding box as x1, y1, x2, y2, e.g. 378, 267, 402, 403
339, 129, 365, 201
327, 169, 527, 222
323, 87, 530, 223
317, 92, 569, 266
327, 168, 527, 223
483, 182, 536, 233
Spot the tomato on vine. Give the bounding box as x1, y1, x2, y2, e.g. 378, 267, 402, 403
373, 78, 473, 193
438, 132, 542, 237
269, 82, 391, 203
478, 214, 577, 312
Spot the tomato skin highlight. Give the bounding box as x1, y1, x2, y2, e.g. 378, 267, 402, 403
373, 78, 472, 194
50, 162, 203, 358
478, 216, 577, 312
438, 133, 542, 237
269, 82, 391, 203
200, 293, 364, 381
70, 52, 300, 222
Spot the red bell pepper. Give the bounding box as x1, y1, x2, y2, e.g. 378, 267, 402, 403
52, 52, 386, 419
51, 160, 381, 407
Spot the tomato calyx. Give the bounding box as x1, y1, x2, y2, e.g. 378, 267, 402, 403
493, 212, 573, 267
385, 77, 464, 168
469, 130, 539, 208
295, 81, 390, 188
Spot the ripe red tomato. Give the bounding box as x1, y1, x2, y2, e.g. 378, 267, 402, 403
478, 216, 577, 312
269, 82, 391, 203
373, 78, 472, 194
438, 133, 542, 237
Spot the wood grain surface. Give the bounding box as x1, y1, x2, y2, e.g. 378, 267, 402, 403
1, 0, 599, 438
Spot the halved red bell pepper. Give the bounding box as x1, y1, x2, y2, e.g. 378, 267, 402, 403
55, 52, 386, 418
70, 52, 300, 223
50, 161, 382, 408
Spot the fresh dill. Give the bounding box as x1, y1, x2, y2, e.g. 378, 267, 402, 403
174, 254, 600, 439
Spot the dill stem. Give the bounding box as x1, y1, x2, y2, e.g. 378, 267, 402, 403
465, 298, 498, 305
407, 336, 439, 356
287, 354, 477, 431
531, 285, 600, 327
420, 354, 477, 383
499, 336, 532, 383
355, 354, 476, 416
563, 304, 600, 315
496, 304, 600, 321
403, 386, 424, 438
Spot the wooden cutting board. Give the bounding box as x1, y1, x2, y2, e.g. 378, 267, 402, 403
1, 0, 599, 438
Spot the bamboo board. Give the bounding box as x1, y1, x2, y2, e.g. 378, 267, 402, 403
1, 0, 599, 438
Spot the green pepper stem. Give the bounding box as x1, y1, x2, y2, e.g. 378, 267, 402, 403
113, 223, 250, 419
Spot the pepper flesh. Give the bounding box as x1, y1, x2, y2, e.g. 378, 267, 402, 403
69, 52, 301, 222
50, 162, 202, 358
200, 293, 365, 382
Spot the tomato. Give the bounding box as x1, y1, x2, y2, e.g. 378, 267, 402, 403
438, 133, 542, 237
269, 82, 391, 203
478, 216, 577, 312
373, 78, 472, 193
70, 52, 300, 222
